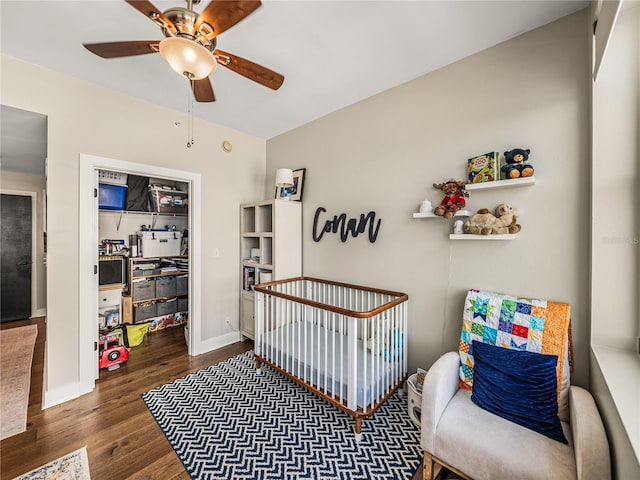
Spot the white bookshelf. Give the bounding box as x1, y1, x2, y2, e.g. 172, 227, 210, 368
239, 199, 301, 339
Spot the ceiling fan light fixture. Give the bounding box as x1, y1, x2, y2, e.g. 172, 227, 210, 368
159, 37, 216, 80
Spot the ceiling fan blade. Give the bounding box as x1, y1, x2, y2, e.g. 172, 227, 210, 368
192, 78, 216, 103
195, 0, 262, 38
124, 0, 176, 33
215, 50, 284, 90
83, 41, 160, 58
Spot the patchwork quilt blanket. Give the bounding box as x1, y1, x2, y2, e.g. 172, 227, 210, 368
459, 289, 571, 398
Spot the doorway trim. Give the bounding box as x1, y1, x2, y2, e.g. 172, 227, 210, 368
78, 154, 202, 397
0, 190, 38, 318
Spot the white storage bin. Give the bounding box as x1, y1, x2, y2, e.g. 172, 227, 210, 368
138, 230, 182, 257
407, 372, 423, 428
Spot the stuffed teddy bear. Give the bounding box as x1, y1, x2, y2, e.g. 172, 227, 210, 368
501, 148, 534, 179
433, 179, 468, 218
492, 203, 522, 234
463, 203, 521, 235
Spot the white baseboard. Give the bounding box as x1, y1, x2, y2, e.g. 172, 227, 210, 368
191, 331, 242, 356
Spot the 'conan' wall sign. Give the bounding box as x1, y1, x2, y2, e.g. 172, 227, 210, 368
312, 207, 381, 243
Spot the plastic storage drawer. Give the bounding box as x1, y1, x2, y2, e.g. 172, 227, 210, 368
157, 298, 178, 316
156, 276, 176, 297
132, 278, 155, 301
134, 301, 157, 323
176, 275, 188, 295
98, 183, 127, 210
177, 297, 188, 312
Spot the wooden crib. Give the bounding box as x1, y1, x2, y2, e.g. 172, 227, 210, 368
253, 277, 409, 439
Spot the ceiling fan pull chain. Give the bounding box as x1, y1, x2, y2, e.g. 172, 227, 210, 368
187, 80, 194, 148
190, 88, 195, 148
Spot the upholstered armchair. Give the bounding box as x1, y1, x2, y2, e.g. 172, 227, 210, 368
421, 290, 610, 480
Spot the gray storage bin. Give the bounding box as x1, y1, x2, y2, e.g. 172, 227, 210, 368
133, 268, 161, 277
176, 275, 188, 295
157, 298, 178, 316
156, 276, 177, 298
133, 278, 155, 301
134, 301, 156, 323
177, 296, 188, 312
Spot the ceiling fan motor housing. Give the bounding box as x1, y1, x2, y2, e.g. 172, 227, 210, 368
162, 7, 216, 51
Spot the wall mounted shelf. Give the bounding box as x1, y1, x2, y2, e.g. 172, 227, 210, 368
465, 176, 536, 191
449, 234, 516, 240
413, 209, 470, 219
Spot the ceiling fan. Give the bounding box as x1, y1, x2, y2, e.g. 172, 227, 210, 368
83, 0, 284, 102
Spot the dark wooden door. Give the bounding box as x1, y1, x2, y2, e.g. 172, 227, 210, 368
1, 194, 32, 322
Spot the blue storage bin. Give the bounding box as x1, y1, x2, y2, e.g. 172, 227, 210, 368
99, 183, 127, 210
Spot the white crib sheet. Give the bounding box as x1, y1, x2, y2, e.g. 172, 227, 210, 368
260, 319, 402, 408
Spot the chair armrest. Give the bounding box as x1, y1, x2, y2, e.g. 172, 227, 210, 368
420, 351, 460, 452
569, 385, 611, 480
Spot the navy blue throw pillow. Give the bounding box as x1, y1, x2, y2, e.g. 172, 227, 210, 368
470, 341, 568, 444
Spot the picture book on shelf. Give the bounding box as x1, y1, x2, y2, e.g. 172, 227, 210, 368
243, 266, 255, 291
468, 152, 500, 183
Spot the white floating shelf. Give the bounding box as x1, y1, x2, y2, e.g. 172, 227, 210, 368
465, 176, 536, 191
413, 209, 470, 219
449, 234, 517, 240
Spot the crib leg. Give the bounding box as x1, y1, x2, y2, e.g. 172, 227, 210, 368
255, 358, 263, 376
355, 418, 362, 442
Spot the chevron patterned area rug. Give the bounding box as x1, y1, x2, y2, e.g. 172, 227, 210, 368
142, 351, 422, 479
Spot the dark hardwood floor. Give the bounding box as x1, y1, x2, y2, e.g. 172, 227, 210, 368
0, 318, 252, 479
1, 318, 427, 479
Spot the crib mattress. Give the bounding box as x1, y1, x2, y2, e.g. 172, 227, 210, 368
260, 320, 402, 409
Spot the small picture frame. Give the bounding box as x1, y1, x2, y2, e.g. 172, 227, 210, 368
275, 168, 306, 201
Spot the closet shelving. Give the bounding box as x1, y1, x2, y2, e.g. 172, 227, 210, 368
100, 210, 187, 231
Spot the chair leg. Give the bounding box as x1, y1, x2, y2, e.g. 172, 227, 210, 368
423, 452, 446, 480
423, 452, 435, 480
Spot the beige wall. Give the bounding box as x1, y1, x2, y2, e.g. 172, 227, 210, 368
1, 55, 266, 398
267, 11, 591, 386
0, 171, 47, 315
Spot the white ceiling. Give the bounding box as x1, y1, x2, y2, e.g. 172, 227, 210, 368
0, 0, 589, 173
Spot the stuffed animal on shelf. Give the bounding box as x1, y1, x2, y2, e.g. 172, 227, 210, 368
501, 148, 534, 179
433, 179, 468, 218
463, 203, 522, 235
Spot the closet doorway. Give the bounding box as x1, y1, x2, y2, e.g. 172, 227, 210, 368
79, 154, 202, 394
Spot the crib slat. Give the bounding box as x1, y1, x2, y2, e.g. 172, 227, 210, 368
340, 313, 345, 404
255, 291, 263, 357
347, 316, 357, 411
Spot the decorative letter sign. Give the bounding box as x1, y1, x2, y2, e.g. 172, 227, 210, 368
312, 207, 381, 243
